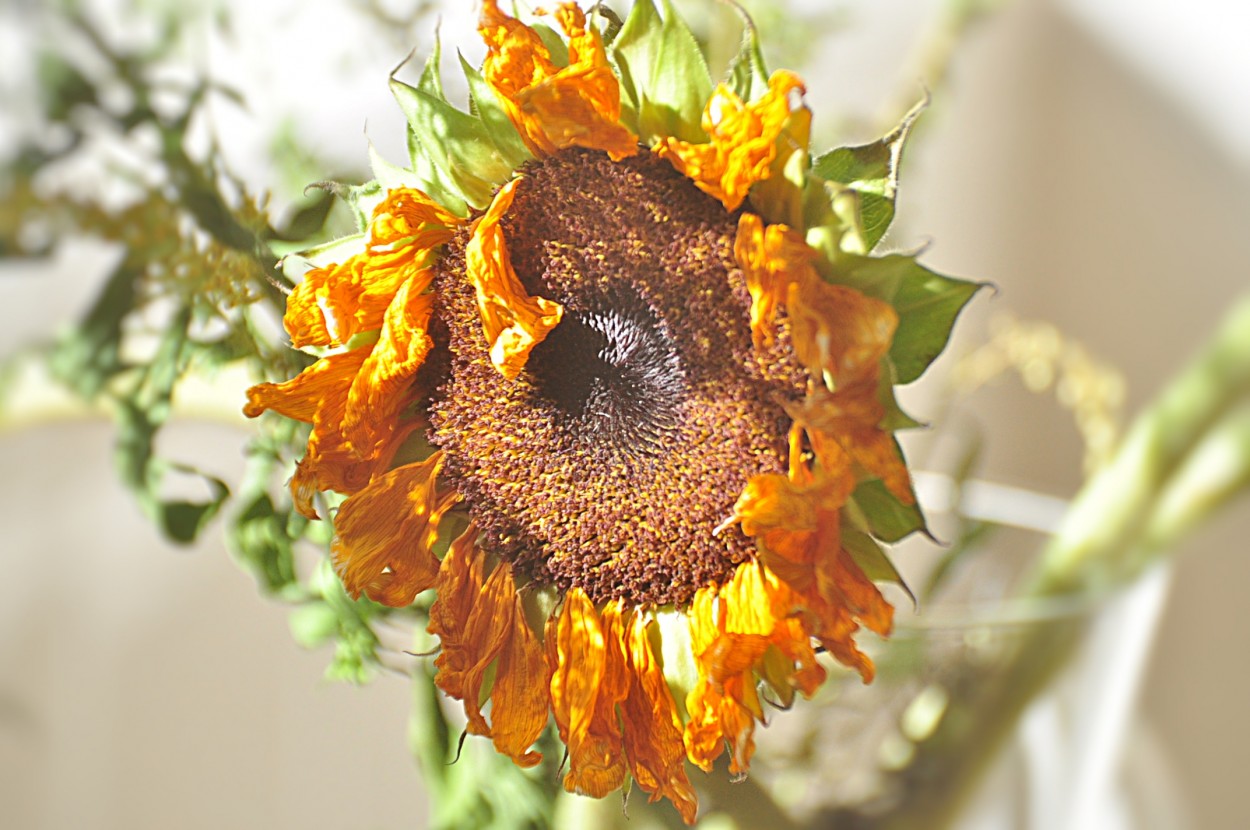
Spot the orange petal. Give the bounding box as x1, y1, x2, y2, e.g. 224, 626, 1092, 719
429, 530, 551, 766
243, 348, 365, 422
618, 613, 699, 824
548, 590, 628, 797
789, 384, 915, 505
330, 452, 458, 606
480, 0, 637, 160
788, 269, 898, 386
343, 279, 436, 458
283, 188, 456, 349
656, 71, 806, 211
465, 178, 564, 379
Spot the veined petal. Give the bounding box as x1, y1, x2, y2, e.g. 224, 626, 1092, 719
429, 529, 550, 767
465, 178, 564, 378
788, 268, 898, 387
733, 213, 821, 351
284, 188, 458, 349
789, 384, 915, 505
618, 613, 699, 825
480, 0, 638, 160
656, 70, 806, 211
343, 279, 436, 457
548, 590, 628, 797
244, 348, 365, 423
331, 452, 458, 606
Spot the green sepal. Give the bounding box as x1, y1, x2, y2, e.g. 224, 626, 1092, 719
849, 475, 928, 544
888, 262, 984, 385
842, 525, 916, 608
390, 74, 513, 211
458, 52, 533, 170
749, 139, 809, 228
611, 0, 712, 144
417, 33, 445, 98
758, 646, 799, 708
812, 94, 927, 252
724, 1, 771, 102
278, 231, 366, 282
532, 22, 570, 67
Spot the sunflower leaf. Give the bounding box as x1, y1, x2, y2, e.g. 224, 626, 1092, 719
852, 477, 928, 543
812, 94, 927, 251
611, 0, 712, 144
889, 263, 984, 385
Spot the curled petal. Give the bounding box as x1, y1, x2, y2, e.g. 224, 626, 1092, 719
343, 279, 436, 457
548, 591, 628, 797
788, 269, 898, 387
789, 385, 915, 505
331, 452, 458, 606
465, 178, 564, 378
244, 348, 365, 423
480, 0, 637, 160
618, 613, 699, 824
656, 71, 807, 211
284, 189, 457, 349
429, 530, 550, 767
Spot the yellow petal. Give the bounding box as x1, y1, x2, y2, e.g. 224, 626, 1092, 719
656, 71, 806, 211
330, 452, 458, 606
480, 0, 637, 160
465, 178, 564, 379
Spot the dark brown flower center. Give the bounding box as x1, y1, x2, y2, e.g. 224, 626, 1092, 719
426, 149, 803, 606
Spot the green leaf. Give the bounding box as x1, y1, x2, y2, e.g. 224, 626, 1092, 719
288, 602, 340, 649
889, 263, 984, 385
50, 259, 141, 398
812, 94, 927, 252
724, 1, 771, 102
611, 0, 712, 144
842, 526, 916, 607
157, 469, 229, 543
851, 478, 928, 543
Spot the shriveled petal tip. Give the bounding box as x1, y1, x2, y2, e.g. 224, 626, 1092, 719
429, 531, 551, 767
330, 452, 458, 606
619, 613, 699, 824
282, 188, 456, 351
733, 214, 820, 352
656, 70, 807, 211
342, 279, 435, 457
465, 178, 564, 379
480, 0, 637, 160
549, 591, 629, 798
788, 270, 898, 387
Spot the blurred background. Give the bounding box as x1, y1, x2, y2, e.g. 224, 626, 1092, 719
2, 0, 1247, 827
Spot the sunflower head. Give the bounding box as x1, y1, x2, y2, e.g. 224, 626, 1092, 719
245, 0, 980, 823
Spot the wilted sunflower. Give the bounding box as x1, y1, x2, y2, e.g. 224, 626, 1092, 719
245, 0, 976, 822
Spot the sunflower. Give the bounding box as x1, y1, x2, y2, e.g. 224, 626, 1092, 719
245, 0, 976, 823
